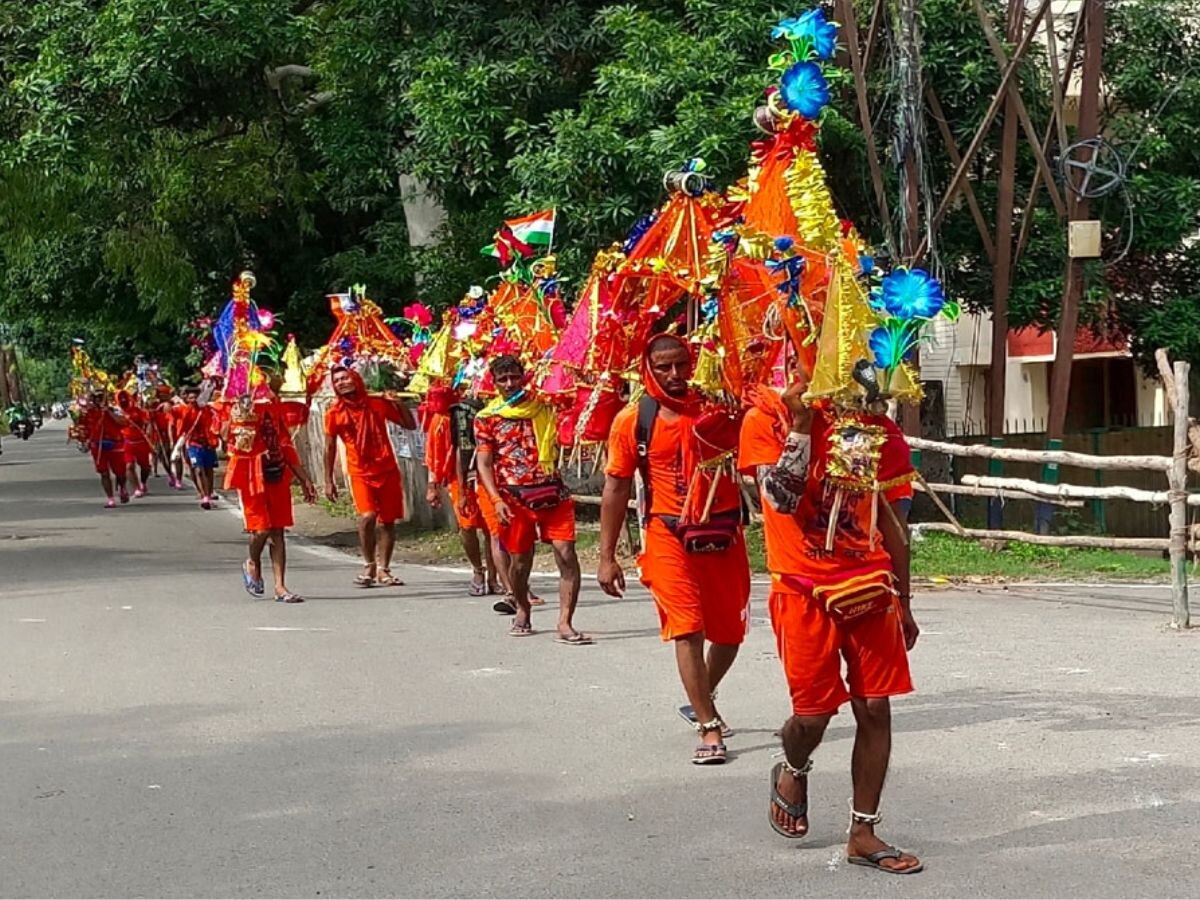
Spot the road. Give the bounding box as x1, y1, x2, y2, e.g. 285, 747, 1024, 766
2, 422, 1199, 898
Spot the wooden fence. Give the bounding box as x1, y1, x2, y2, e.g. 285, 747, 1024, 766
910, 358, 1192, 629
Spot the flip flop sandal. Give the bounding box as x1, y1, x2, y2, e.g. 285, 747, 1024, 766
242, 561, 264, 597
492, 598, 517, 615
768, 761, 810, 839
508, 622, 535, 637
468, 580, 487, 597
691, 742, 727, 765
528, 593, 546, 606
847, 848, 924, 875
374, 570, 404, 587
354, 568, 376, 588
274, 592, 305, 604
555, 631, 594, 646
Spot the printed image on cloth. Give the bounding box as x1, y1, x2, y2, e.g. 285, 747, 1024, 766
473, 416, 547, 487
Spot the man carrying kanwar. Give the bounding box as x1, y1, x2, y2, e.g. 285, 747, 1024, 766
323, 366, 415, 588
172, 384, 219, 508
423, 385, 502, 598
736, 367, 922, 875
598, 334, 750, 765
474, 354, 588, 643
116, 390, 153, 498
78, 389, 129, 508
225, 387, 317, 603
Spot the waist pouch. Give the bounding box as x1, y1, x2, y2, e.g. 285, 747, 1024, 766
263, 457, 286, 483
657, 510, 741, 554
505, 480, 567, 511
777, 569, 895, 626
96, 439, 119, 451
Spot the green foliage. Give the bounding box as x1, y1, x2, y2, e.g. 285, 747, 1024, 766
0, 0, 1196, 383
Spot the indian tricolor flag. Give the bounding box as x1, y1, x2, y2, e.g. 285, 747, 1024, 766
483, 209, 556, 262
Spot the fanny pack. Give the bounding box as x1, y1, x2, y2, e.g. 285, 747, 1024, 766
777, 569, 896, 626
96, 439, 118, 451
505, 479, 567, 511
263, 457, 286, 483
657, 509, 741, 554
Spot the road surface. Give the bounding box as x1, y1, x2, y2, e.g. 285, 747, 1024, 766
2, 422, 1199, 898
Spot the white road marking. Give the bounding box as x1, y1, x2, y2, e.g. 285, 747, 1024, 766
17, 618, 46, 623
251, 626, 332, 633
467, 668, 512, 677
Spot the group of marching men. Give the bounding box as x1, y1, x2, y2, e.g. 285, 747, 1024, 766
73, 338, 924, 876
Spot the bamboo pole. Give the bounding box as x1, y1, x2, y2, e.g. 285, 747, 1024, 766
1169, 360, 1190, 628
961, 474, 1191, 505
915, 480, 1084, 507
907, 436, 1171, 472
914, 522, 1169, 551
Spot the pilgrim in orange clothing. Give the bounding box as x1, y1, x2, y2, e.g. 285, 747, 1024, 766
225, 392, 317, 603
117, 391, 153, 497
173, 385, 220, 508
474, 354, 586, 642
598, 334, 750, 764
78, 389, 129, 508
422, 385, 501, 598
737, 379, 919, 854
323, 366, 415, 588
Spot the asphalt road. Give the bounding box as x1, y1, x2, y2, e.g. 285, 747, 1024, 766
3, 422, 1199, 898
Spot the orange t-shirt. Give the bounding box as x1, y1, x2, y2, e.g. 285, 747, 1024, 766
173, 405, 217, 447
324, 398, 403, 477
738, 407, 913, 583
121, 407, 150, 446
80, 407, 124, 445
423, 411, 456, 486
606, 403, 740, 518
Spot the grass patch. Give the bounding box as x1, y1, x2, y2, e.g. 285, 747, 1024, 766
910, 531, 1169, 581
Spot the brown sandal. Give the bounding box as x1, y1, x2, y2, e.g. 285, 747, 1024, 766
374, 569, 404, 587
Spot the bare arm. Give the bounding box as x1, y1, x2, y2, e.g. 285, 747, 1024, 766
323, 431, 339, 500
878, 496, 918, 649
597, 474, 633, 597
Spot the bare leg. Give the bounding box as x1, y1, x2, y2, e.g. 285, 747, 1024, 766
491, 534, 512, 594
377, 521, 396, 571
772, 713, 833, 836
481, 529, 500, 592
114, 467, 128, 498
550, 540, 582, 638
460, 526, 485, 585
139, 463, 151, 491
357, 513, 378, 579
846, 697, 920, 871
247, 530, 270, 583
706, 642, 740, 694
675, 633, 721, 748
508, 549, 534, 629
267, 529, 288, 595
99, 472, 114, 500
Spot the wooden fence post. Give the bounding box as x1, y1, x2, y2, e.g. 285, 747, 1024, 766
1169, 360, 1190, 629
987, 436, 1004, 529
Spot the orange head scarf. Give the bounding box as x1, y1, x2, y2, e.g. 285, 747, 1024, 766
641, 334, 701, 418
117, 390, 136, 412
331, 366, 388, 462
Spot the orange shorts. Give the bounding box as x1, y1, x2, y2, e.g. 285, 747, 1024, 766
768, 583, 913, 716
449, 480, 488, 531
124, 443, 152, 470
349, 467, 405, 524
477, 488, 502, 535
91, 445, 125, 475
639, 517, 751, 644
496, 496, 576, 556
240, 477, 294, 532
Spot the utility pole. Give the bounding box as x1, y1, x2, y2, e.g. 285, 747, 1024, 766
0, 346, 10, 409
1046, 0, 1105, 441
895, 0, 926, 438
987, 0, 1023, 442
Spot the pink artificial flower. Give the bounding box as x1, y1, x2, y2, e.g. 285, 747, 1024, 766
404, 303, 433, 327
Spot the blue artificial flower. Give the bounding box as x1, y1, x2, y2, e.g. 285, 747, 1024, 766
779, 61, 831, 120
774, 9, 839, 59
869, 324, 915, 370
774, 235, 795, 253
879, 268, 946, 320
859, 254, 875, 275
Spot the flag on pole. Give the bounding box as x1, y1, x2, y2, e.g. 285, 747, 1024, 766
483, 209, 556, 261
